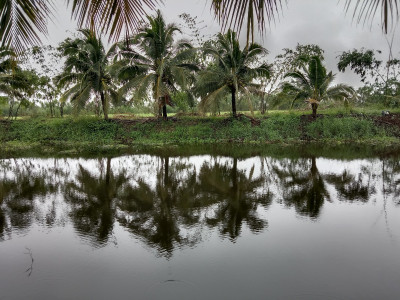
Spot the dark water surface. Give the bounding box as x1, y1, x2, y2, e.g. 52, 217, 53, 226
0, 148, 400, 299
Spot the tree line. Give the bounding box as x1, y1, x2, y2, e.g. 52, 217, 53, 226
1, 2, 400, 119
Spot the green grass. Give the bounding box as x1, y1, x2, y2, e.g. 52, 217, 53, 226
0, 112, 399, 155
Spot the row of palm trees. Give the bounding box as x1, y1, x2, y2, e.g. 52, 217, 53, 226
54, 10, 273, 120
51, 10, 355, 120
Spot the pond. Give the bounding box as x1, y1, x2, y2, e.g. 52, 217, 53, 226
0, 147, 399, 299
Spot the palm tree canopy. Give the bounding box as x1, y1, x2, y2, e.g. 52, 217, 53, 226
113, 10, 198, 107
282, 56, 355, 105
195, 30, 271, 111
55, 29, 120, 117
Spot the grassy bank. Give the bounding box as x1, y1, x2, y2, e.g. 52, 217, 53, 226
0, 112, 399, 155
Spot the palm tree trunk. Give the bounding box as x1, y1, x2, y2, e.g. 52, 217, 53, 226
231, 87, 237, 118
100, 91, 108, 120
312, 103, 318, 117
162, 98, 168, 120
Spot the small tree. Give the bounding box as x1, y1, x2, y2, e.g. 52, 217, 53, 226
337, 47, 400, 107
283, 56, 355, 117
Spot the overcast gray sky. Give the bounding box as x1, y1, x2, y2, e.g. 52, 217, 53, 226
46, 0, 400, 87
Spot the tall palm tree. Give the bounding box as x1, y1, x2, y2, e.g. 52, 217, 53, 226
113, 10, 198, 120
55, 29, 120, 120
195, 30, 270, 118
282, 56, 355, 116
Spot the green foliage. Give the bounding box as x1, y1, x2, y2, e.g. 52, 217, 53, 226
4, 117, 119, 144
1, 113, 398, 153
337, 48, 380, 82
306, 117, 388, 140
338, 48, 400, 107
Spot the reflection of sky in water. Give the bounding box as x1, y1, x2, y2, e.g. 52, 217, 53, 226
0, 154, 399, 299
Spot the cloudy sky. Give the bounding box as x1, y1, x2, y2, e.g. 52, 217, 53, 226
45, 0, 400, 87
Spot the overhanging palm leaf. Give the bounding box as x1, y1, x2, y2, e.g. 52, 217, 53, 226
211, 0, 282, 45
0, 0, 52, 54
346, 0, 400, 33
68, 0, 159, 42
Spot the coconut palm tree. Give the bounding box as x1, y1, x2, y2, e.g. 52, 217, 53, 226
282, 56, 355, 117
56, 29, 121, 120
195, 30, 271, 118
113, 10, 198, 120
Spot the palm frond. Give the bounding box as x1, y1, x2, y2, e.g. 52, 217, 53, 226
345, 0, 400, 33
68, 0, 160, 42
0, 0, 53, 53
211, 0, 282, 44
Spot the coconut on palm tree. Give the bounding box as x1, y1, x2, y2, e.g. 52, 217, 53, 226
195, 30, 271, 118
282, 56, 355, 117
113, 10, 198, 120
56, 29, 121, 120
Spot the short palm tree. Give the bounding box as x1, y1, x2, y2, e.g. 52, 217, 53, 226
113, 10, 198, 120
56, 29, 120, 120
282, 56, 355, 116
195, 30, 271, 118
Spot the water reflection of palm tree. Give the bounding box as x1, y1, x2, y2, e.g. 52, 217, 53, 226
273, 157, 329, 219
0, 160, 57, 237
65, 158, 129, 246
117, 156, 202, 257
325, 168, 375, 202
198, 158, 271, 241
